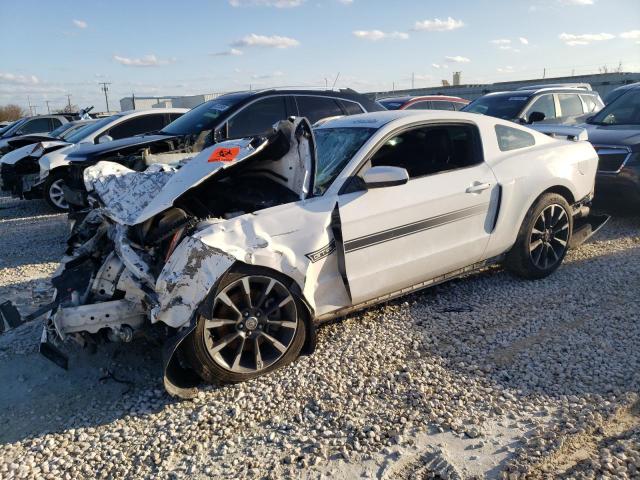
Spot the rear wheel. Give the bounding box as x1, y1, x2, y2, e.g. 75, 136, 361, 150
182, 267, 307, 384
43, 170, 69, 211
505, 193, 573, 279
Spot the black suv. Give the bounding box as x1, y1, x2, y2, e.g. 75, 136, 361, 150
61, 88, 383, 210
582, 83, 640, 204
463, 87, 604, 125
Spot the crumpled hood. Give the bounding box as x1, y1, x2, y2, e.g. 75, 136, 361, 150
66, 134, 177, 162
582, 123, 640, 151
84, 117, 316, 226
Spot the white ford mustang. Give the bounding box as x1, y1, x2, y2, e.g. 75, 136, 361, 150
1, 111, 606, 397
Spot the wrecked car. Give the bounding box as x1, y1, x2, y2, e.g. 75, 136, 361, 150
0, 111, 607, 398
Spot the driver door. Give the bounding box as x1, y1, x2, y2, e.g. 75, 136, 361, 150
336, 123, 499, 305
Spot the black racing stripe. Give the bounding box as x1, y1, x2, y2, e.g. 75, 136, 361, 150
344, 204, 489, 253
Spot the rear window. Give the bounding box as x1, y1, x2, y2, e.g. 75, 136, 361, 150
495, 125, 535, 151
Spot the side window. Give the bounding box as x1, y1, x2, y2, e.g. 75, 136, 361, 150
338, 100, 364, 115
295, 96, 344, 123
527, 95, 556, 120
369, 124, 480, 178
558, 94, 584, 117
453, 102, 467, 111
227, 96, 288, 138
50, 118, 63, 129
108, 114, 166, 140
430, 101, 456, 111
406, 101, 432, 110
495, 125, 535, 151
168, 113, 184, 122
20, 118, 52, 134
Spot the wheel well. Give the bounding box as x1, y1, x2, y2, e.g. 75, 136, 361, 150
541, 186, 575, 205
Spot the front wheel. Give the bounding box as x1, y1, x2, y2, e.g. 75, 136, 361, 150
505, 193, 573, 279
182, 267, 307, 384
43, 171, 69, 211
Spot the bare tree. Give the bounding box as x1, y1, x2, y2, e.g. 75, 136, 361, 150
0, 104, 28, 122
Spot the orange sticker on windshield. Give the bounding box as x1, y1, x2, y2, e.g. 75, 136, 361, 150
208, 146, 240, 163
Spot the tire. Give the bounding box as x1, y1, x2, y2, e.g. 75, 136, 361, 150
182, 265, 307, 384
43, 170, 69, 211
505, 193, 573, 280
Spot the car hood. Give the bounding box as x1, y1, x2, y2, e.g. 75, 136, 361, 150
66, 133, 177, 162
84, 117, 316, 226
582, 123, 640, 151
6, 134, 55, 147
1, 140, 69, 165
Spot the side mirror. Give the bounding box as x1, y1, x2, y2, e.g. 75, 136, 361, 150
528, 111, 546, 124
362, 165, 409, 189
98, 134, 113, 144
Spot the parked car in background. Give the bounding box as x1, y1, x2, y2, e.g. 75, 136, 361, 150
19, 111, 604, 397
0, 115, 73, 150
378, 95, 469, 111
0, 119, 94, 156
581, 83, 640, 204
463, 87, 604, 125
57, 88, 384, 213
1, 109, 187, 210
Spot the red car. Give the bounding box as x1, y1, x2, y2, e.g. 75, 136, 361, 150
378, 95, 469, 111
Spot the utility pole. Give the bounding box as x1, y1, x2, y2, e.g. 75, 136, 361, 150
27, 96, 33, 116
99, 82, 112, 113
132, 92, 136, 110
45, 100, 51, 114
542, 68, 546, 79
66, 94, 72, 109
412, 72, 415, 89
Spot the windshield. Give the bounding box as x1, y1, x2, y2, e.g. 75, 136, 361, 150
0, 123, 14, 136
161, 94, 251, 136
0, 118, 28, 138
59, 121, 95, 140
589, 89, 640, 126
379, 99, 406, 110
463, 94, 529, 120
64, 115, 119, 143
48, 122, 77, 139
313, 127, 376, 195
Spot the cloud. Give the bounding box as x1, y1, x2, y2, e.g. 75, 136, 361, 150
620, 30, 640, 40
497, 66, 514, 73
338, 0, 353, 3
413, 17, 464, 32
113, 54, 176, 67
231, 33, 300, 49
352, 30, 409, 41
445, 55, 470, 63
0, 72, 40, 85
519, 37, 529, 45
560, 0, 594, 4
210, 48, 244, 56
559, 32, 614, 46
499, 45, 520, 52
72, 19, 88, 29
490, 39, 511, 45
229, 0, 303, 7
431, 63, 448, 69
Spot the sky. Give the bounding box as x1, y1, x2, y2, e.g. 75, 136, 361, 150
0, 0, 639, 113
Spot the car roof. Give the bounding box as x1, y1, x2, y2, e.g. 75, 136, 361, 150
316, 109, 486, 130
117, 107, 189, 117
486, 88, 598, 98
379, 95, 467, 103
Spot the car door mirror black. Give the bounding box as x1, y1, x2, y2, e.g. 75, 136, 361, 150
528, 111, 546, 124
362, 166, 409, 188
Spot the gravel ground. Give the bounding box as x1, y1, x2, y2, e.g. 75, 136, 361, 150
0, 192, 639, 479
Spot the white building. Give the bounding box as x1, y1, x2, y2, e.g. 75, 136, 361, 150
120, 93, 227, 111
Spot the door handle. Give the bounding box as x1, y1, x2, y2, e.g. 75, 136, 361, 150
466, 182, 491, 194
